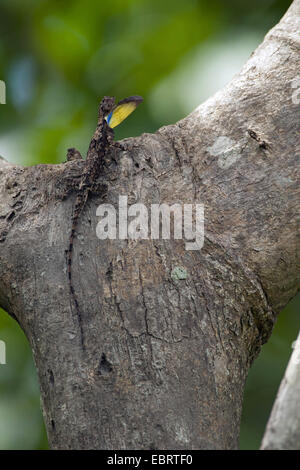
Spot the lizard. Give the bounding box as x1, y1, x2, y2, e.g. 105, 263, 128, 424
66, 95, 143, 349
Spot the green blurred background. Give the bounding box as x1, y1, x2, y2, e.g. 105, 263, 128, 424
0, 0, 298, 450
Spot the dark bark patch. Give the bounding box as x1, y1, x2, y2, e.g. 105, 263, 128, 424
6, 211, 15, 221
48, 369, 55, 385
106, 262, 113, 280
247, 129, 271, 151
0, 230, 8, 242
98, 353, 113, 376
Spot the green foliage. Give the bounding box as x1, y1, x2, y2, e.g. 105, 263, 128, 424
0, 309, 48, 449
0, 0, 297, 450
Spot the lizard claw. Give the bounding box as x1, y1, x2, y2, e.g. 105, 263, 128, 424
114, 141, 131, 152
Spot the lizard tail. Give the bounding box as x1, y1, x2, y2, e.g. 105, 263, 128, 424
67, 219, 84, 346
67, 191, 86, 283
67, 192, 87, 349
67, 226, 76, 283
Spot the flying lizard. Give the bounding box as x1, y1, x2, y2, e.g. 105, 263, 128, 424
66, 95, 143, 348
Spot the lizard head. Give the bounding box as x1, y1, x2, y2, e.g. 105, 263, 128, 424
98, 96, 116, 121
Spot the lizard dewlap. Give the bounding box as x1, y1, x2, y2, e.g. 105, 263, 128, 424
105, 96, 143, 129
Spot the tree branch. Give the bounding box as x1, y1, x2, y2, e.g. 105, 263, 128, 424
261, 330, 300, 450
0, 0, 299, 449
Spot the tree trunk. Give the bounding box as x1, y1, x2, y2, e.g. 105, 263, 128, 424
0, 0, 299, 450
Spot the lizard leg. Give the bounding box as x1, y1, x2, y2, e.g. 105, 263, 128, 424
114, 140, 132, 152
66, 147, 83, 162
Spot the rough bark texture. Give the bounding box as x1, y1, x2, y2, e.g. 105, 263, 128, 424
0, 1, 299, 450
261, 330, 300, 450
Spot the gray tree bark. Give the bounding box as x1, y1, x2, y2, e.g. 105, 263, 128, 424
0, 0, 299, 450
